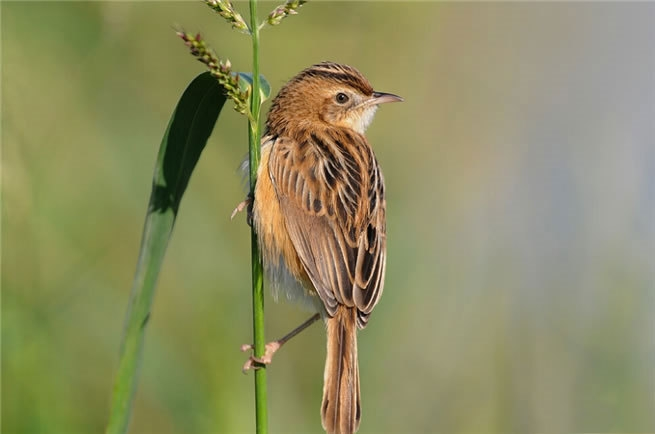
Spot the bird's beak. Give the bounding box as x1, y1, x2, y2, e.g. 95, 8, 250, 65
371, 91, 404, 105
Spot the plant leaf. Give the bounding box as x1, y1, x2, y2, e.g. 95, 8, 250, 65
237, 72, 272, 103
154, 71, 227, 214
106, 71, 226, 434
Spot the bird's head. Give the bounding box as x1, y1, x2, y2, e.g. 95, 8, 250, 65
266, 62, 403, 135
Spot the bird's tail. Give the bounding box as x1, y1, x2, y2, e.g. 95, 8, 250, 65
321, 306, 360, 434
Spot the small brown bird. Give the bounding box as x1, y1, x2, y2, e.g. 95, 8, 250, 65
249, 62, 402, 434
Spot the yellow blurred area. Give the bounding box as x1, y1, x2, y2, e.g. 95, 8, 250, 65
3, 2, 654, 433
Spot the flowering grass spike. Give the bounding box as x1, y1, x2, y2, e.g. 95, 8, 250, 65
205, 0, 249, 33
267, 0, 307, 26
177, 31, 249, 114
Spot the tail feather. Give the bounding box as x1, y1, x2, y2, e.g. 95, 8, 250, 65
321, 307, 360, 434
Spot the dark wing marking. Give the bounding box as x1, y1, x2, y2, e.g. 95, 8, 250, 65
268, 132, 386, 327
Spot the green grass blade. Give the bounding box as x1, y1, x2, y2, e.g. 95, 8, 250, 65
106, 71, 226, 434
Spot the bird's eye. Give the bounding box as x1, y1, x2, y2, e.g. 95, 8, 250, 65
335, 92, 349, 104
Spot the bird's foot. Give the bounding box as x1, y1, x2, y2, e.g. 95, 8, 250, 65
240, 341, 282, 373
240, 314, 321, 373
231, 194, 254, 226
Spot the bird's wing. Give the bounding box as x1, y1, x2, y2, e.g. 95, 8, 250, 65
268, 131, 386, 327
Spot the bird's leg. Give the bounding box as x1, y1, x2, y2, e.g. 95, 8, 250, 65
241, 313, 321, 373
231, 192, 254, 226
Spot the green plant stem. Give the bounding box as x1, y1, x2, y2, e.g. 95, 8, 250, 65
247, 1, 268, 433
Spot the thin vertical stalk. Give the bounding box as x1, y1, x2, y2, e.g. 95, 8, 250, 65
247, 1, 268, 433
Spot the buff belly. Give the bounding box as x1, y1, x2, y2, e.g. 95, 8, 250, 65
252, 140, 326, 315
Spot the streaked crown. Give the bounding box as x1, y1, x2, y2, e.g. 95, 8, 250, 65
296, 62, 374, 96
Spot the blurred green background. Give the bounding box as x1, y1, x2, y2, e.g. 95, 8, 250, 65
3, 2, 654, 433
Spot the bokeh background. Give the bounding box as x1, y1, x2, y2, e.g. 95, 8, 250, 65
3, 2, 654, 433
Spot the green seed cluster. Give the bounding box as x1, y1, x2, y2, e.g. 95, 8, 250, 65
267, 0, 307, 26
178, 31, 249, 115
205, 0, 249, 33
